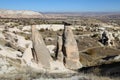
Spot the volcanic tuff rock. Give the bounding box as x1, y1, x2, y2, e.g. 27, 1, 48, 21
56, 36, 64, 62
22, 43, 33, 66
3, 32, 31, 53
4, 32, 25, 52
32, 25, 52, 69
62, 26, 82, 69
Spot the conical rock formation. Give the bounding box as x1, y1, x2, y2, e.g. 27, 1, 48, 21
32, 25, 52, 69
62, 26, 82, 69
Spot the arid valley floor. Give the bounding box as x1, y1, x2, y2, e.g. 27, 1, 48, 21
0, 9, 120, 80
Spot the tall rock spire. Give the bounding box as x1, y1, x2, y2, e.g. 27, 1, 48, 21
32, 25, 52, 69
62, 26, 82, 69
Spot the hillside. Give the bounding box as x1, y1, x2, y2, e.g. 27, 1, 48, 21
0, 9, 44, 18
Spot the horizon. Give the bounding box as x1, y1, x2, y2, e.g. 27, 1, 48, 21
1, 8, 120, 13
0, 0, 120, 12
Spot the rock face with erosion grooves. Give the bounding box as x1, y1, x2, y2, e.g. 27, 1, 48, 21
62, 26, 82, 69
32, 25, 52, 69
56, 36, 64, 62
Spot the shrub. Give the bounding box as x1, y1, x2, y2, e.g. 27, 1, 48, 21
39, 28, 45, 32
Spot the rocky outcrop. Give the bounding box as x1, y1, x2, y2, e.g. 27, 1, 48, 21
3, 32, 31, 53
32, 25, 52, 69
55, 26, 82, 69
3, 32, 25, 52
100, 31, 115, 47
107, 32, 115, 47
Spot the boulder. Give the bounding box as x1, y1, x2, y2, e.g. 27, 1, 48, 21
32, 25, 52, 69
50, 61, 69, 73
22, 43, 33, 66
62, 26, 82, 69
46, 45, 56, 55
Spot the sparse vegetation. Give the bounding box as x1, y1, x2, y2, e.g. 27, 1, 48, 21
0, 11, 120, 80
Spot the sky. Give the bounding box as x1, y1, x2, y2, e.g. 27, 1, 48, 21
0, 0, 120, 12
